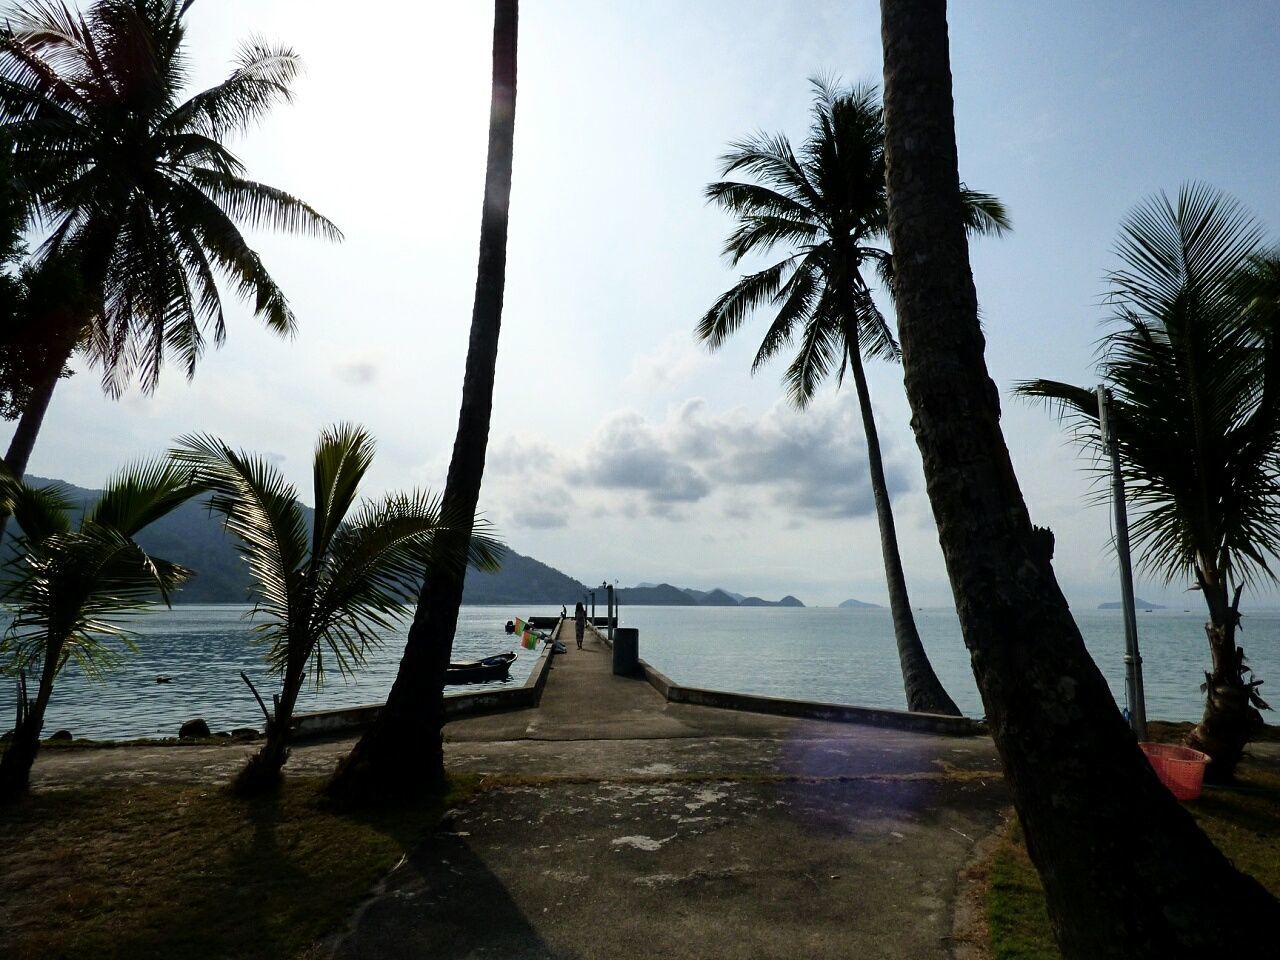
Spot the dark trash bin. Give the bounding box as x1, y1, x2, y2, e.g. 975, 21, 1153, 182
612, 627, 639, 676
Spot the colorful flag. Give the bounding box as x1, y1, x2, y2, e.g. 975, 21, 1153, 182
521, 629, 539, 650
513, 617, 528, 634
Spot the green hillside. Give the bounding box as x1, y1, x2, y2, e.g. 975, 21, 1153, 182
16, 476, 586, 606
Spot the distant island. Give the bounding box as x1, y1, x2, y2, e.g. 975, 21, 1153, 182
1098, 598, 1165, 610
616, 583, 804, 607
838, 598, 883, 609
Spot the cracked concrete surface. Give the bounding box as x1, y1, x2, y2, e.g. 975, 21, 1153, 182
27, 624, 1011, 959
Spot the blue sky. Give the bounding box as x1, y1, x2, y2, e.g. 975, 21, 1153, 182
10, 1, 1280, 608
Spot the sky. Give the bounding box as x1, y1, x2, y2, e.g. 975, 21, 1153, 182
10, 1, 1280, 608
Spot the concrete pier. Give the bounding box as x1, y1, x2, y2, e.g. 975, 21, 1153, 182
331, 621, 1006, 960
28, 618, 1008, 960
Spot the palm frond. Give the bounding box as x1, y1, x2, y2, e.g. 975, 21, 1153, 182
717, 132, 824, 214
750, 252, 820, 374
783, 284, 845, 408
184, 168, 342, 240
2, 469, 192, 685
959, 185, 1012, 237
170, 432, 308, 623
161, 39, 300, 139
6, 477, 74, 542
695, 257, 793, 350
88, 458, 202, 537
310, 423, 375, 563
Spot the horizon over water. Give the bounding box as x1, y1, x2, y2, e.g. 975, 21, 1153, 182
2, 604, 1277, 740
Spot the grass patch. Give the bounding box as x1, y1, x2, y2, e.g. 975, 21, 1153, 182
0, 775, 477, 960
987, 760, 1280, 959
987, 825, 1058, 960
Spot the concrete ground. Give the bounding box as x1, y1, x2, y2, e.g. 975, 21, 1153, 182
29, 626, 1011, 959
333, 628, 1009, 960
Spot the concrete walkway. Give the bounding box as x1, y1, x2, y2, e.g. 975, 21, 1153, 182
27, 625, 1009, 959
330, 626, 1007, 960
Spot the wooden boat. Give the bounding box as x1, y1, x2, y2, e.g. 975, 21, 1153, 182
445, 651, 517, 685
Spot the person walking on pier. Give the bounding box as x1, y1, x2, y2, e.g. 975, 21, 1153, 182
574, 602, 587, 649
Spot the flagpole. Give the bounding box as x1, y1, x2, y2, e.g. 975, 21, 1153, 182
1097, 385, 1147, 740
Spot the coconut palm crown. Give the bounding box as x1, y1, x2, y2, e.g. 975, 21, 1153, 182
173, 423, 503, 793
0, 460, 197, 801
1016, 183, 1280, 778
697, 78, 1008, 405
0, 0, 342, 394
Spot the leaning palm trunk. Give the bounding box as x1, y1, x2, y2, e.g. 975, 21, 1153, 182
0, 641, 57, 802
1189, 573, 1263, 781
0, 335, 78, 543
878, 0, 1280, 955
846, 340, 959, 715
3, 344, 68, 476
328, 0, 518, 801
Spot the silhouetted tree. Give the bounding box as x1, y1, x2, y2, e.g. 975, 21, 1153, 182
877, 0, 1280, 954
328, 0, 518, 800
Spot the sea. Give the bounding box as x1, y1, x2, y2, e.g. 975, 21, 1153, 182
2, 604, 1277, 741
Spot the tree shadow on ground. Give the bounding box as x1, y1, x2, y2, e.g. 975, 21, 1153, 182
332, 830, 557, 960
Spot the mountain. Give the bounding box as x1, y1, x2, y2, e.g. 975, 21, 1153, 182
620, 582, 804, 607
615, 583, 695, 605
684, 587, 739, 606
17, 475, 586, 606
738, 595, 806, 608
839, 598, 883, 609
462, 550, 586, 605
1098, 598, 1166, 610
13, 475, 812, 609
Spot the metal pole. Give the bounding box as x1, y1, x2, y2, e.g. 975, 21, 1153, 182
1097, 386, 1147, 740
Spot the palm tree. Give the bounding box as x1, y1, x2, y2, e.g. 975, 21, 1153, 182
328, 0, 518, 800
878, 0, 1279, 954
0, 0, 340, 486
1017, 185, 1278, 781
697, 78, 1009, 715
174, 424, 501, 795
0, 461, 196, 802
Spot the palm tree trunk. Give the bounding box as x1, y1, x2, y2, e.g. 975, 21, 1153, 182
1188, 573, 1261, 781
0, 642, 58, 804
327, 0, 518, 802
846, 341, 959, 715
0, 337, 74, 542
879, 0, 1280, 955
235, 670, 302, 794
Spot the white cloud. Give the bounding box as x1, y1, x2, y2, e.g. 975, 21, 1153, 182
489, 393, 911, 525
623, 333, 710, 393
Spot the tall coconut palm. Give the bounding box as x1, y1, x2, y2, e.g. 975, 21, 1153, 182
878, 0, 1279, 954
697, 78, 1008, 715
174, 424, 501, 795
1017, 185, 1278, 781
0, 0, 340, 486
0, 460, 196, 802
328, 0, 518, 800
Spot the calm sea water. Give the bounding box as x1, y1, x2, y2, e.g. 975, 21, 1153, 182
2, 603, 1277, 740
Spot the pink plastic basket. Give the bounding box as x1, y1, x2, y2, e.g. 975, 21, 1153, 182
1140, 742, 1210, 801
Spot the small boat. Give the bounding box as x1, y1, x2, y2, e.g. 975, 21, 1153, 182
445, 651, 516, 685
